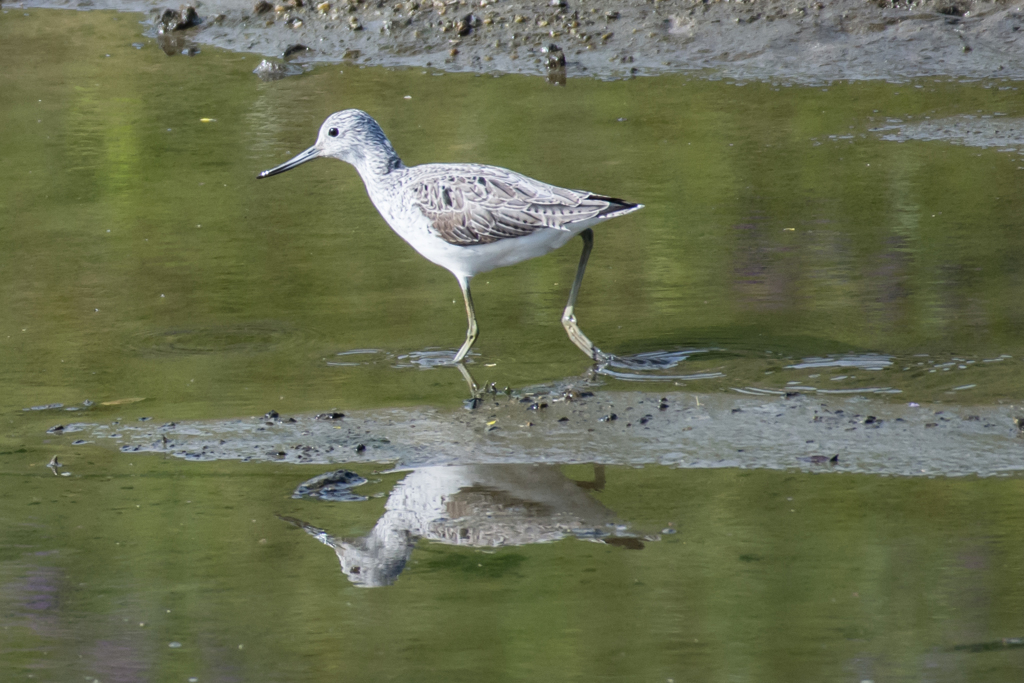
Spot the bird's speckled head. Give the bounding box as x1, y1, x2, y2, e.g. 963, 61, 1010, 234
258, 109, 403, 180
315, 110, 401, 169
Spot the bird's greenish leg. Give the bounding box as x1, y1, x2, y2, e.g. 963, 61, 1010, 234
453, 275, 479, 363
562, 229, 610, 363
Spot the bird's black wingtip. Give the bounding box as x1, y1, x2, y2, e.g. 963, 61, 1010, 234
592, 194, 640, 206
591, 194, 643, 217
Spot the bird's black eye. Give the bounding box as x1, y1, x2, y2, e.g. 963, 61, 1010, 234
328, 127, 339, 137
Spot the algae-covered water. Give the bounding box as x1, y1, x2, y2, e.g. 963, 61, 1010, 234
3, 8, 1024, 682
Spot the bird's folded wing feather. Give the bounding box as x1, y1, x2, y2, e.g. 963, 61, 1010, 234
406, 165, 616, 246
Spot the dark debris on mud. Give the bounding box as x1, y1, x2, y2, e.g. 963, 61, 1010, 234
53, 387, 1024, 477
15, 0, 1024, 82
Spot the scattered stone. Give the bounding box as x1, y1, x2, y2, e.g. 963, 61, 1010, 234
252, 59, 302, 80
157, 5, 201, 33
292, 469, 368, 501
560, 389, 594, 401
938, 3, 968, 17
282, 43, 309, 59
543, 42, 566, 71
455, 13, 477, 37
315, 411, 345, 420
254, 0, 273, 14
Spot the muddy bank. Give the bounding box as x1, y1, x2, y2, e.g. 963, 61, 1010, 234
12, 0, 1024, 82
47, 388, 1024, 476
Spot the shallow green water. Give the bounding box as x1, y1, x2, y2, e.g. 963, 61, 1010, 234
3, 8, 1024, 427
5, 453, 1024, 682
3, 8, 1024, 682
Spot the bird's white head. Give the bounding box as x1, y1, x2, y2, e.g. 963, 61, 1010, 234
258, 109, 402, 180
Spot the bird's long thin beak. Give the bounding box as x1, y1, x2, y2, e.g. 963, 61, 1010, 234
257, 145, 321, 179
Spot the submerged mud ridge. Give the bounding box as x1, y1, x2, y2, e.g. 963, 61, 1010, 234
61, 389, 1024, 476
14, 0, 1024, 82
876, 111, 1024, 164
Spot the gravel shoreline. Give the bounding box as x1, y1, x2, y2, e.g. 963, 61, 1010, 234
12, 0, 1024, 82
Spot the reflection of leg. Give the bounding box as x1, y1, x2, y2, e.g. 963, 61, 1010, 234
453, 275, 478, 363
455, 361, 480, 398
574, 464, 606, 491
561, 229, 609, 363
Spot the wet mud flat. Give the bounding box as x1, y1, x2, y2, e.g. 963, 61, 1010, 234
45, 388, 1024, 477
11, 0, 1024, 82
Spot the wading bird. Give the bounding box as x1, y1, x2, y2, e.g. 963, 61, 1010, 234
259, 109, 642, 363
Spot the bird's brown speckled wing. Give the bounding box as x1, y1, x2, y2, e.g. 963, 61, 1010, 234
405, 164, 637, 246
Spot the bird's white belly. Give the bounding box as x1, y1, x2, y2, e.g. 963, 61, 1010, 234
373, 196, 598, 280
415, 227, 581, 278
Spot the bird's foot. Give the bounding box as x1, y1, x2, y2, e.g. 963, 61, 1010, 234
562, 312, 611, 366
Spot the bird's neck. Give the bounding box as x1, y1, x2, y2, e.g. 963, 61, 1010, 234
351, 140, 405, 180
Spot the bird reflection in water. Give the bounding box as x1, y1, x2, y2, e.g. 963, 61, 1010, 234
279, 464, 648, 587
